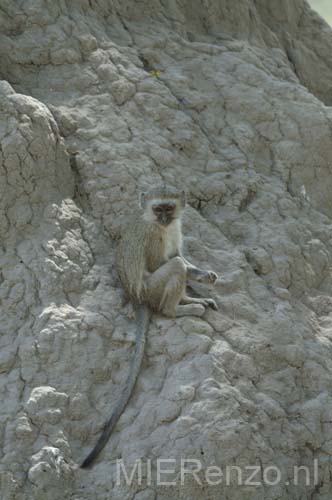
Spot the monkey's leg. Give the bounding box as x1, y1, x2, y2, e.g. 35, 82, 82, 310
146, 257, 203, 317
175, 303, 205, 316
146, 257, 185, 315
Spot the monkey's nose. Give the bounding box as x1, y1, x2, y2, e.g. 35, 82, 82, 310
160, 213, 168, 225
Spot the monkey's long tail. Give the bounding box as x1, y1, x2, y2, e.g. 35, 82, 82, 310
80, 305, 151, 468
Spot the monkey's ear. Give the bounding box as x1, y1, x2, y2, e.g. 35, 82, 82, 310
181, 190, 186, 208
139, 192, 146, 209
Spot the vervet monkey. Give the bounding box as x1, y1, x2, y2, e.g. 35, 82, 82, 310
80, 186, 218, 468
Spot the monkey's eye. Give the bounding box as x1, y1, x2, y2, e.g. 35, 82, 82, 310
166, 207, 174, 213
154, 207, 162, 214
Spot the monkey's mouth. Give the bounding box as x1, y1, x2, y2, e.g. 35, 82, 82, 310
157, 218, 173, 226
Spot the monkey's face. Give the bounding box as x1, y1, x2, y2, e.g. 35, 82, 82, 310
152, 202, 178, 226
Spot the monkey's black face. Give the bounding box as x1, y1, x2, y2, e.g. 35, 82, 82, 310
152, 202, 176, 226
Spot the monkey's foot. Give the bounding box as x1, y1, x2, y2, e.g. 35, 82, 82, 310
175, 304, 205, 317
202, 298, 218, 310
181, 296, 218, 310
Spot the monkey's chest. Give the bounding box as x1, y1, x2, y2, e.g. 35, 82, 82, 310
146, 223, 181, 272
163, 225, 180, 260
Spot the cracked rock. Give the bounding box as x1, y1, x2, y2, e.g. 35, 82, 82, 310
1, 1, 332, 499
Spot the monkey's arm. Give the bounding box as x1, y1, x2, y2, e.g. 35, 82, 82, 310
179, 255, 218, 284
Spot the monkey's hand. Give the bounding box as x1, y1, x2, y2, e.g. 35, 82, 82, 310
185, 262, 218, 285
206, 271, 218, 284
196, 270, 218, 284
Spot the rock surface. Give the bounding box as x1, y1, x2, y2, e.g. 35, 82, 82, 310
1, 1, 332, 499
